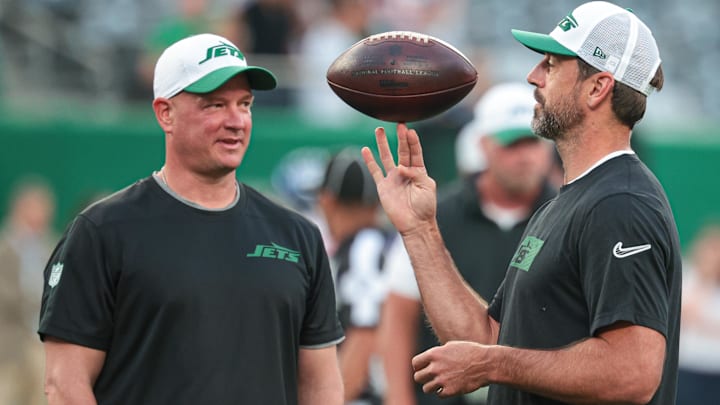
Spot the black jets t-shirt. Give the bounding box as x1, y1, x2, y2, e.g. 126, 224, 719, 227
487, 154, 682, 405
39, 177, 344, 404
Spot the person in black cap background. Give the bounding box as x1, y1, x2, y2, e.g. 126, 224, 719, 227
39, 33, 344, 405
317, 147, 393, 405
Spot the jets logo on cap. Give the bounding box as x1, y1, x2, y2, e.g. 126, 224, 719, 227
199, 42, 245, 65
558, 12, 578, 31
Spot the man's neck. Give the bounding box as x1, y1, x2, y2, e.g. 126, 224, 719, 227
556, 120, 632, 184
159, 165, 238, 209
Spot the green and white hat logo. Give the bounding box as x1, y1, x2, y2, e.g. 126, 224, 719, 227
153, 33, 277, 99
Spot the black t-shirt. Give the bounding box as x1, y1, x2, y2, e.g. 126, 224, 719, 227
487, 154, 682, 404
415, 176, 557, 405
39, 177, 344, 405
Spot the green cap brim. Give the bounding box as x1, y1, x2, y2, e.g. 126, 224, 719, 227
511, 29, 576, 56
184, 66, 277, 93
493, 127, 538, 146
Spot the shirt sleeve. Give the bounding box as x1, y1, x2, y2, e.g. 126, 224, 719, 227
300, 226, 345, 348
487, 279, 505, 323
38, 215, 116, 350
578, 193, 673, 337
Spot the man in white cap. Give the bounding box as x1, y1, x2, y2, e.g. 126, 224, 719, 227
39, 34, 345, 404
362, 2, 681, 404
380, 82, 557, 405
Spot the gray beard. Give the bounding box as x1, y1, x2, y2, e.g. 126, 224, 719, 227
532, 89, 585, 142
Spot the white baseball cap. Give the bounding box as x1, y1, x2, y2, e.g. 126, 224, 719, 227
153, 33, 277, 99
473, 82, 537, 146
454, 122, 486, 176
511, 1, 661, 96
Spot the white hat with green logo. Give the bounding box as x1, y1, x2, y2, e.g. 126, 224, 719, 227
511, 1, 661, 96
153, 33, 277, 99
473, 82, 537, 146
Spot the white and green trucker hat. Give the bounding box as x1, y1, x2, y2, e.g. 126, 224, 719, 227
153, 33, 277, 99
511, 1, 661, 96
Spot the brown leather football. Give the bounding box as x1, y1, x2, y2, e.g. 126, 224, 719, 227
326, 31, 477, 123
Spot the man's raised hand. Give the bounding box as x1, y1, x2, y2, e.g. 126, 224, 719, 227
361, 124, 437, 236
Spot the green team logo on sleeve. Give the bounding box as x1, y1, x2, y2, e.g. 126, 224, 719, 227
247, 242, 300, 263
511, 236, 545, 272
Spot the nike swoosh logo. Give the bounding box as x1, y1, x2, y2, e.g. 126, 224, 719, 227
613, 242, 652, 259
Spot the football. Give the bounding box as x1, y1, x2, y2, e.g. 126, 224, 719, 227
326, 31, 477, 123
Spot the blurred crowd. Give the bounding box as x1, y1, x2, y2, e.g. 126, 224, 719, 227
0, 0, 718, 123
1, 0, 720, 404
0, 178, 56, 404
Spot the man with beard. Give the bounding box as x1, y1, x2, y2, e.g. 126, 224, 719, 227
379, 82, 557, 405
361, 2, 682, 404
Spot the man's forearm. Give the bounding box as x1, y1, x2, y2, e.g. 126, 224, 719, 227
298, 347, 344, 405
488, 325, 664, 404
402, 222, 498, 344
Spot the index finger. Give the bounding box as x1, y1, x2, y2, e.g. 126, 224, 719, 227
411, 349, 431, 371
361, 146, 384, 184
375, 126, 397, 172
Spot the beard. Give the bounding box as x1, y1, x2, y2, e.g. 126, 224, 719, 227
531, 87, 585, 142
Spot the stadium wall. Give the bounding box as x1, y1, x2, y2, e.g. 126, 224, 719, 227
0, 108, 718, 251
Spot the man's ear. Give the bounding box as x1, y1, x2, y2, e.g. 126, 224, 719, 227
480, 133, 498, 157
316, 191, 335, 215
152, 98, 173, 132
586, 71, 614, 109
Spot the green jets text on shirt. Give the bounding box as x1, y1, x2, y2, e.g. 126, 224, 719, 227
247, 243, 300, 263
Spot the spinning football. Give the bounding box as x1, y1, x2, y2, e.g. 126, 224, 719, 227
326, 31, 477, 123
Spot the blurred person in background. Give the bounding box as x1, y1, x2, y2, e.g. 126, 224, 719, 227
0, 177, 57, 405
317, 148, 392, 404
136, 0, 215, 98
222, 0, 303, 106
39, 33, 344, 404
453, 121, 487, 181
379, 83, 556, 405
368, 0, 467, 50
295, 0, 371, 128
363, 2, 682, 403
271, 147, 334, 252
677, 222, 720, 405
223, 0, 302, 55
